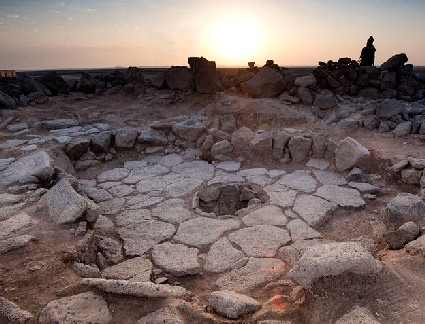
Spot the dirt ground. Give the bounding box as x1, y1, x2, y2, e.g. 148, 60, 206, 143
1, 76, 425, 323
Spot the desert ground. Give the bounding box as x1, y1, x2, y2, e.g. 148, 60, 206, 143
0, 63, 425, 323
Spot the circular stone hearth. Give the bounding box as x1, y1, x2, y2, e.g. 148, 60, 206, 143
194, 183, 268, 217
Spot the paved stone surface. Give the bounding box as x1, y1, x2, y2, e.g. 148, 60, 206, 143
118, 220, 176, 256
335, 305, 381, 324
209, 290, 261, 319
126, 195, 163, 209
208, 171, 245, 185
204, 237, 245, 273
159, 154, 184, 167
280, 170, 318, 193
152, 242, 200, 276
293, 194, 337, 227
315, 185, 365, 208
151, 198, 192, 224
0, 151, 54, 186
0, 213, 38, 240
80, 185, 113, 203
97, 168, 130, 182
102, 257, 152, 281
173, 161, 215, 180
0, 193, 24, 206
246, 175, 274, 187
39, 292, 112, 324
136, 307, 184, 324
242, 205, 288, 226
289, 242, 383, 288
124, 165, 170, 184
313, 170, 347, 186
228, 225, 291, 257
107, 184, 134, 198
115, 209, 153, 226
287, 219, 322, 241
82, 278, 190, 298
238, 168, 268, 177
174, 217, 240, 249
383, 193, 425, 225
216, 257, 286, 292
96, 235, 124, 264
45, 179, 90, 224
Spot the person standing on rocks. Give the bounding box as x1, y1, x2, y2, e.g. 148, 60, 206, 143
360, 36, 376, 66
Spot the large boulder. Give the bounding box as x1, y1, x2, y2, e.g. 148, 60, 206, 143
294, 75, 317, 88
165, 66, 194, 90
0, 151, 54, 186
383, 193, 425, 226
240, 67, 285, 98
18, 74, 51, 95
189, 57, 223, 94
375, 99, 405, 119
77, 72, 97, 94
125, 66, 145, 84
335, 137, 370, 171
314, 90, 337, 109
172, 117, 208, 141
39, 71, 70, 95
0, 91, 16, 109
381, 53, 408, 71
289, 242, 382, 288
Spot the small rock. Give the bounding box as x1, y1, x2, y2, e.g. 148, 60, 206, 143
209, 290, 261, 319
384, 193, 425, 226
0, 297, 33, 323
136, 307, 184, 324
335, 137, 370, 172
385, 221, 420, 250
335, 305, 381, 324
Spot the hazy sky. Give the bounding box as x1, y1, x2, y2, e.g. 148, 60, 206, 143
1, 0, 424, 70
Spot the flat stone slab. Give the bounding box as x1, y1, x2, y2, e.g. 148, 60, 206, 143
97, 168, 130, 182
0, 213, 38, 240
136, 307, 184, 324
216, 161, 241, 172
107, 184, 134, 198
80, 186, 113, 203
173, 161, 215, 180
293, 194, 337, 227
204, 237, 245, 273
289, 242, 383, 289
209, 290, 261, 319
238, 168, 268, 177
159, 154, 184, 167
115, 209, 153, 226
82, 278, 190, 298
152, 242, 200, 276
315, 185, 365, 208
118, 220, 176, 256
208, 171, 245, 185
174, 217, 241, 249
216, 257, 286, 293
102, 257, 152, 281
313, 170, 347, 186
348, 182, 379, 194
287, 219, 322, 241
242, 205, 288, 226
127, 195, 163, 209
0, 193, 24, 206
0, 151, 54, 186
228, 225, 291, 257
45, 179, 89, 224
99, 198, 126, 215
267, 190, 298, 208
151, 199, 192, 224
246, 175, 274, 187
39, 292, 112, 324
279, 170, 318, 193
124, 165, 170, 184
306, 159, 330, 170
0, 235, 36, 254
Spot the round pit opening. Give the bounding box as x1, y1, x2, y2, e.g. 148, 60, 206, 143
195, 183, 268, 217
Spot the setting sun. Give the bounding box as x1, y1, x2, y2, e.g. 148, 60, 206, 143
208, 14, 263, 66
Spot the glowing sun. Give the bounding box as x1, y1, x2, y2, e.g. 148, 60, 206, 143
209, 15, 262, 64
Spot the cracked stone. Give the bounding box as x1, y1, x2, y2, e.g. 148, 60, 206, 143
204, 237, 245, 273
315, 185, 365, 208
293, 194, 337, 227
152, 242, 200, 276
242, 205, 288, 226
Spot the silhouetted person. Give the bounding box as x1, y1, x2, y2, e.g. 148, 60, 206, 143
360, 36, 376, 66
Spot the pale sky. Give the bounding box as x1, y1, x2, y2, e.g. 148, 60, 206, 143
0, 0, 424, 70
